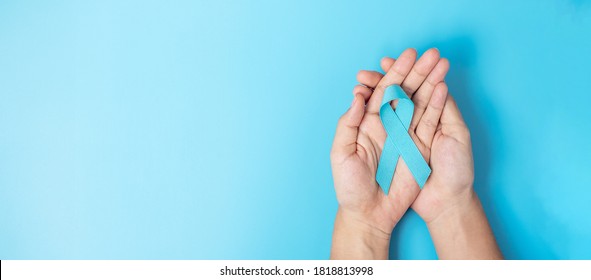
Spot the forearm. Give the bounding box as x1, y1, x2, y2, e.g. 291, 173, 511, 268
426, 189, 503, 259
330, 208, 391, 260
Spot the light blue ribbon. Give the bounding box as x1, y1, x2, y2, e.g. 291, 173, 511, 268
376, 85, 431, 194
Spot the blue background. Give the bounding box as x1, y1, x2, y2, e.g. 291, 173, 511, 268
1, 0, 590, 259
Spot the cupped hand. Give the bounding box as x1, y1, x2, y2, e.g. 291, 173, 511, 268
356, 55, 474, 224
412, 95, 474, 223
331, 48, 449, 234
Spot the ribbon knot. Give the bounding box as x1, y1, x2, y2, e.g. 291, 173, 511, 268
376, 85, 431, 194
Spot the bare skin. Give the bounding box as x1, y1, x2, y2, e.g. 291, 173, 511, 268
330, 48, 502, 259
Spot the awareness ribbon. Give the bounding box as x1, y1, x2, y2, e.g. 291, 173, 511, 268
375, 85, 431, 194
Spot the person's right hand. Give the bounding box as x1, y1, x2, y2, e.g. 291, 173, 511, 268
411, 95, 474, 222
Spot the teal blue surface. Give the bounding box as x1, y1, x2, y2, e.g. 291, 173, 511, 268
1, 1, 590, 259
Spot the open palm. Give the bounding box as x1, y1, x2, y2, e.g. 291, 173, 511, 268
412, 98, 474, 223
331, 48, 449, 233
352, 50, 475, 225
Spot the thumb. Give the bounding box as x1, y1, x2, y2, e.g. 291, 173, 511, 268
440, 94, 465, 126
331, 94, 365, 160
440, 94, 470, 140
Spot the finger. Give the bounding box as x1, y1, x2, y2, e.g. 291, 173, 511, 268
356, 70, 383, 89
409, 58, 450, 130
352, 84, 373, 101
366, 48, 418, 114
415, 82, 448, 148
354, 58, 396, 96
380, 57, 396, 73
400, 48, 440, 96
331, 94, 365, 160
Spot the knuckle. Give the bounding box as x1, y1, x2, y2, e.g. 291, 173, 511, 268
390, 66, 407, 78
422, 118, 437, 128
375, 83, 388, 92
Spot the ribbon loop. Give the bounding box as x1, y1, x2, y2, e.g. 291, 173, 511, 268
375, 85, 431, 194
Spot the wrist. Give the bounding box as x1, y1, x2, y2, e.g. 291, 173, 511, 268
424, 188, 503, 259
422, 186, 481, 226
330, 208, 391, 259
425, 187, 478, 228
416, 184, 476, 225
